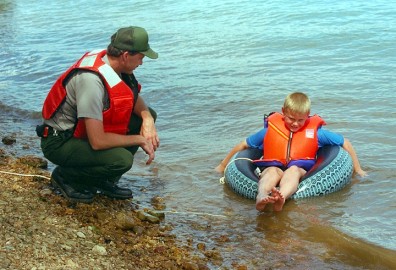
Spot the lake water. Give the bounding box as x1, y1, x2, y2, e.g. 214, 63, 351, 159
1, 0, 395, 269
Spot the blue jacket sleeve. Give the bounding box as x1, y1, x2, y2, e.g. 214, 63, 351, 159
246, 128, 267, 149
317, 128, 344, 147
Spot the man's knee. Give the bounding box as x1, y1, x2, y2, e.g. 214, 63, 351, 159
112, 150, 134, 173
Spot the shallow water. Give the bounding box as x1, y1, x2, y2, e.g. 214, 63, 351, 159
1, 0, 395, 268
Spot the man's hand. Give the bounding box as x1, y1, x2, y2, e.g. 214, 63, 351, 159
141, 117, 160, 151
140, 137, 155, 165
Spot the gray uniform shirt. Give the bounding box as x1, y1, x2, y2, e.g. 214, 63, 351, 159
44, 56, 111, 131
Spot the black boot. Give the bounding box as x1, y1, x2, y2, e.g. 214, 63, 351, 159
92, 178, 133, 200
51, 167, 94, 203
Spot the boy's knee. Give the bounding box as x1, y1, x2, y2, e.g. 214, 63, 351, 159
264, 167, 280, 174
286, 165, 304, 174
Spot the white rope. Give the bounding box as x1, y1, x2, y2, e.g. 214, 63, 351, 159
163, 210, 227, 218
0, 170, 50, 180
219, 157, 254, 184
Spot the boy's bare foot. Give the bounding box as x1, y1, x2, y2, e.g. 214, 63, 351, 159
256, 193, 276, 211
271, 188, 285, 211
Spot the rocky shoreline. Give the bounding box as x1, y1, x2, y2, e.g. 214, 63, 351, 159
0, 137, 230, 270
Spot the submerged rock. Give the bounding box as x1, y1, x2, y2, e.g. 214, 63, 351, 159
2, 136, 16, 145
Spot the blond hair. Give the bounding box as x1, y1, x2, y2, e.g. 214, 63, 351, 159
283, 92, 311, 114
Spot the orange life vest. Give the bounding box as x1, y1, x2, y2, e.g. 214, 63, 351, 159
262, 112, 326, 167
42, 50, 135, 138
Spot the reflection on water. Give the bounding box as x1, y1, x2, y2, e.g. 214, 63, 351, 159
255, 202, 396, 269
304, 224, 396, 270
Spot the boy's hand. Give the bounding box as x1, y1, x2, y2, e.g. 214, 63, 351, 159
215, 163, 225, 174
356, 168, 368, 178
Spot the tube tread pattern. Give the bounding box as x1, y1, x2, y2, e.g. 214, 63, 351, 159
224, 147, 353, 200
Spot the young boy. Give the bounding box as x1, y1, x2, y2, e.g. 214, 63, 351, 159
215, 92, 367, 211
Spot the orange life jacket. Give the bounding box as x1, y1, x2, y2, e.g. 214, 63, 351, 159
42, 50, 136, 138
262, 112, 326, 167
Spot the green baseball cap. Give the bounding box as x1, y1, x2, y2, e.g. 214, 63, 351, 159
110, 26, 158, 59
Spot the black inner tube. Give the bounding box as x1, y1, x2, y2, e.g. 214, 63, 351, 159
233, 148, 262, 183
301, 145, 340, 181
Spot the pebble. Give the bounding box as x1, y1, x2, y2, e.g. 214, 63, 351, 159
39, 189, 53, 196
61, 244, 72, 251
182, 262, 199, 270
147, 209, 165, 219
66, 259, 78, 268
115, 212, 136, 230
76, 231, 86, 238
133, 225, 145, 235
92, 245, 107, 255
136, 210, 160, 224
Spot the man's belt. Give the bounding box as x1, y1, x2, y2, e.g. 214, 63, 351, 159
35, 124, 60, 138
